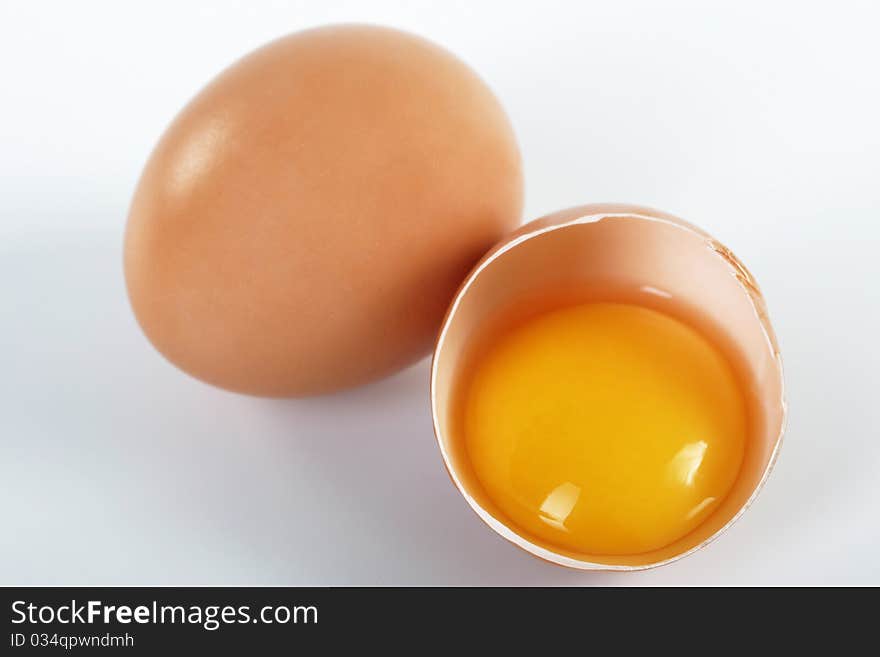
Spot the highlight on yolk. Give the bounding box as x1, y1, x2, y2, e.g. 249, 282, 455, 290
458, 301, 748, 556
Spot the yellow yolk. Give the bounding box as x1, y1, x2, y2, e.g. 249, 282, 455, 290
460, 302, 747, 556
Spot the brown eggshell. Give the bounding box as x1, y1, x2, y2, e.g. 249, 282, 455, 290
124, 24, 523, 396
431, 204, 786, 570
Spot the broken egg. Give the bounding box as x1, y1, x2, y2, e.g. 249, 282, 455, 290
431, 204, 786, 569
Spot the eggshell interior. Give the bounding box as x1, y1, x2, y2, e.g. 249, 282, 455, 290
432, 204, 786, 569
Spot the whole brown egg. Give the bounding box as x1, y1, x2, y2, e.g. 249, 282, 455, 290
124, 24, 523, 396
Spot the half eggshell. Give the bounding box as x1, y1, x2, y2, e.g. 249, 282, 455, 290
431, 203, 786, 570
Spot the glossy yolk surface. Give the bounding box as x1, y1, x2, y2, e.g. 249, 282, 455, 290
461, 302, 747, 556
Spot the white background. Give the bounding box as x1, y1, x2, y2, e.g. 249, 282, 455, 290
2, 1, 878, 585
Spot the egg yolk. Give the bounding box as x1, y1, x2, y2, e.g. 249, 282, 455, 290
461, 302, 747, 556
